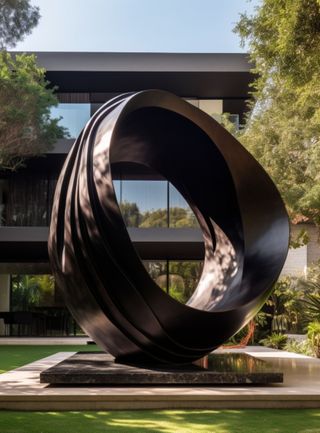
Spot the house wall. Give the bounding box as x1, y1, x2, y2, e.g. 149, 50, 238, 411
281, 223, 320, 277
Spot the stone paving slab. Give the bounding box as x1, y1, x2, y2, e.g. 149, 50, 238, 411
0, 347, 320, 409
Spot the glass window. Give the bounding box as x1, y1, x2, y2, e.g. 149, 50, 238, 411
143, 261, 167, 292
113, 180, 121, 203
142, 260, 204, 305
228, 114, 240, 130
9, 275, 80, 336
4, 174, 57, 226
168, 261, 203, 304
169, 183, 199, 228
11, 275, 56, 311
121, 180, 167, 228
50, 103, 91, 138
0, 179, 8, 226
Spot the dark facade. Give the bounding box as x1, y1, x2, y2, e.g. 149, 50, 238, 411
0, 52, 253, 336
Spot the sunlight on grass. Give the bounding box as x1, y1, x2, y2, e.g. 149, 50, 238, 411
1, 410, 320, 433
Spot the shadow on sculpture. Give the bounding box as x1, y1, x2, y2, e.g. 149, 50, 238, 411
48, 90, 289, 365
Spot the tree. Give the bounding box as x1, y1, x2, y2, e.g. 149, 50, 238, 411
0, 1, 65, 171
0, 0, 40, 49
234, 0, 320, 226
0, 52, 66, 170
120, 201, 142, 227
140, 207, 198, 228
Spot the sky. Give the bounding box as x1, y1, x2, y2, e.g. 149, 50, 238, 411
14, 0, 261, 53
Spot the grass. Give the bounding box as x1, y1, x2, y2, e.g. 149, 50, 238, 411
0, 409, 320, 433
0, 344, 100, 373
1, 346, 320, 432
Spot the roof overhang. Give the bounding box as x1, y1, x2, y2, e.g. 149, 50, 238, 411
12, 52, 254, 98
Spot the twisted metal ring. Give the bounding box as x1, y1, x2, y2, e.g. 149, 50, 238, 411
48, 90, 289, 364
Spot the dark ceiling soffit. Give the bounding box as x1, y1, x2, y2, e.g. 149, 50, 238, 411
0, 241, 205, 262
0, 228, 205, 262
45, 71, 253, 98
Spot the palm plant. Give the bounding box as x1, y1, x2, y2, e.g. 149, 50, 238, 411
267, 277, 305, 333
307, 321, 320, 358
297, 280, 320, 326
259, 333, 288, 350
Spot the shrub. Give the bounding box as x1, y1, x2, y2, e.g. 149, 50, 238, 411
259, 333, 288, 349
307, 321, 320, 358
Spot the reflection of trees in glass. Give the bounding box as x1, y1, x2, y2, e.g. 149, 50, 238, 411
169, 207, 198, 228
119, 201, 141, 227
140, 208, 167, 228
11, 275, 55, 311
119, 201, 198, 228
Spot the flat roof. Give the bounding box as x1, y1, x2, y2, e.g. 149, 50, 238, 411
12, 52, 254, 101
13, 52, 252, 73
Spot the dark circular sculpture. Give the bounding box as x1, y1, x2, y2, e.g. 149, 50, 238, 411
49, 90, 289, 365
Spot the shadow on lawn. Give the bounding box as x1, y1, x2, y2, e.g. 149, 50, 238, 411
0, 410, 320, 433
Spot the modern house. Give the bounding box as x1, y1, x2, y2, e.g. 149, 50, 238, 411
0, 52, 318, 336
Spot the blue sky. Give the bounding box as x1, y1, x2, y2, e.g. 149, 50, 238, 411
14, 0, 261, 52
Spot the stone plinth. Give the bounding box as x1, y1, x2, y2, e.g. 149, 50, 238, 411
40, 352, 283, 385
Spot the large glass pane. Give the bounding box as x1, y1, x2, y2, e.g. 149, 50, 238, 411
11, 275, 55, 311
4, 174, 57, 226
9, 275, 80, 336
6, 175, 48, 226
143, 261, 167, 292
168, 261, 203, 304
0, 179, 8, 226
228, 114, 240, 130
50, 103, 91, 138
169, 183, 199, 228
121, 180, 167, 227
113, 180, 121, 203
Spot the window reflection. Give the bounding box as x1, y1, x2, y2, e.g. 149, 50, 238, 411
169, 184, 198, 228
8, 274, 80, 336
50, 103, 91, 138
113, 180, 121, 202
121, 180, 167, 228
0, 179, 8, 226
3, 174, 56, 226
113, 180, 201, 229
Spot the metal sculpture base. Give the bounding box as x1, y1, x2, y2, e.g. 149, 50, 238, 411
40, 352, 283, 385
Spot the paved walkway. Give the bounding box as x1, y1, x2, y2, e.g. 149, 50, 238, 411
0, 346, 320, 410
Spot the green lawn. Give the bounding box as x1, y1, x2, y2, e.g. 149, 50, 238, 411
1, 346, 320, 432
0, 409, 319, 433
0, 344, 100, 373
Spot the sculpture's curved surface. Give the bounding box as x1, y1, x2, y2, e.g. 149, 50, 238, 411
48, 90, 289, 364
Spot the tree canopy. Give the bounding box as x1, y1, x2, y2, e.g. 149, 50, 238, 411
0, 0, 40, 49
235, 0, 320, 225
0, 1, 65, 171
120, 201, 198, 229
0, 52, 66, 171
